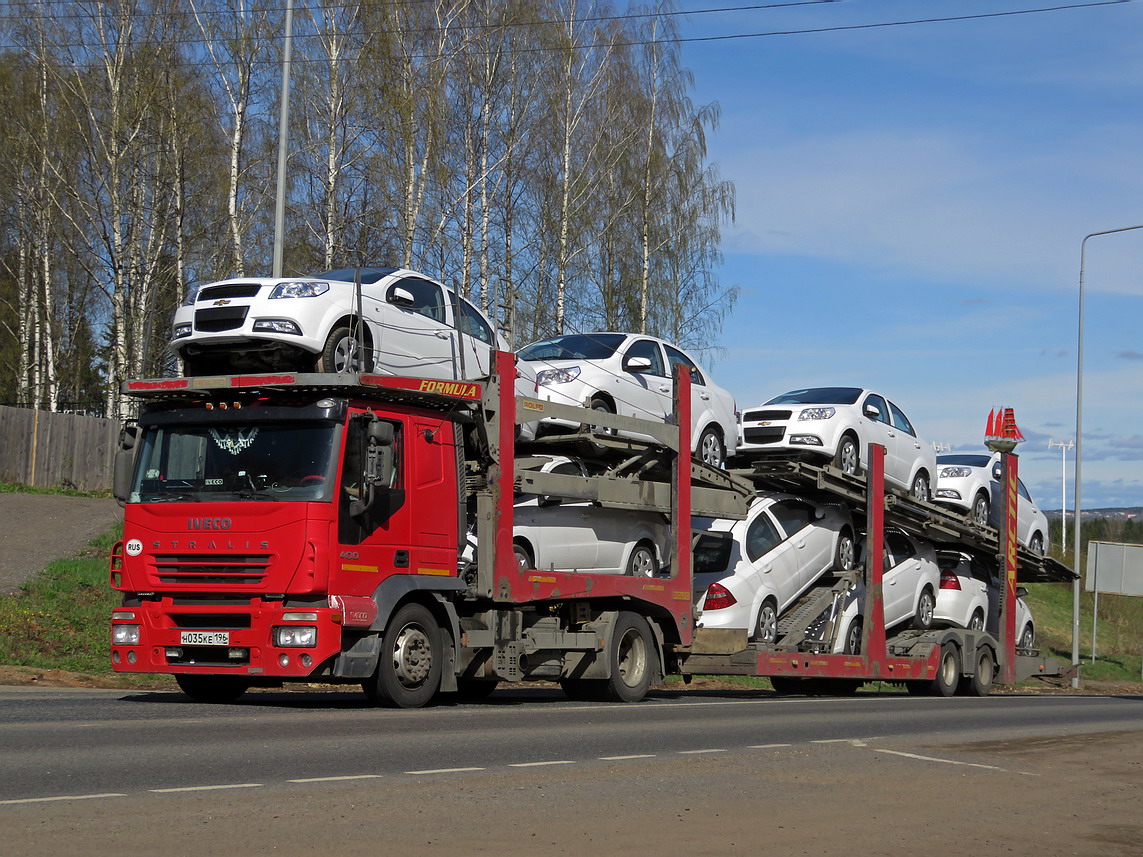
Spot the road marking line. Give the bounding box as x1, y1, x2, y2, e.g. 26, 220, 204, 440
405, 767, 486, 775
678, 749, 727, 755
811, 738, 855, 743
874, 749, 1006, 771
0, 793, 127, 805
150, 783, 263, 793
288, 775, 382, 783
748, 743, 792, 749
599, 754, 656, 760
509, 761, 576, 768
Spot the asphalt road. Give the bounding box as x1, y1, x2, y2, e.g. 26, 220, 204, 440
1, 684, 1141, 857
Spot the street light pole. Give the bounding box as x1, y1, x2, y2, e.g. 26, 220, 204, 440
272, 0, 294, 278
1074, 224, 1143, 687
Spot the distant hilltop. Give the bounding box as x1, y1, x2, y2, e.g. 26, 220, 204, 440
1044, 508, 1140, 521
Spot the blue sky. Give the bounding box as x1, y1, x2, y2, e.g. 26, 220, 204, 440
677, 0, 1143, 509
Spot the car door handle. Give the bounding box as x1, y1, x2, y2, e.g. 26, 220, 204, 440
796, 541, 806, 549
658, 384, 671, 392
434, 330, 450, 339
699, 392, 711, 400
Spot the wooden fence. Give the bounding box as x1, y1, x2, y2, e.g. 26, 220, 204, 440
0, 405, 120, 492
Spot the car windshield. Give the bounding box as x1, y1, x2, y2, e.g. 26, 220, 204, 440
130, 421, 339, 503
938, 454, 993, 467
765, 387, 863, 405
308, 267, 398, 285
518, 333, 627, 361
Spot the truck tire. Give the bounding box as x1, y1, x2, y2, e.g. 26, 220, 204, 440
769, 675, 801, 695
175, 674, 249, 704
365, 602, 443, 708
601, 612, 656, 703
959, 646, 994, 697
931, 642, 960, 698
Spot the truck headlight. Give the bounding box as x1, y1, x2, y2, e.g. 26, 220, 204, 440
112, 624, 140, 645
269, 281, 330, 299
274, 626, 317, 647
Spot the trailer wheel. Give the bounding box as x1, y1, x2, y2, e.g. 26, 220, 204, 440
602, 612, 656, 703
931, 642, 960, 698
175, 674, 249, 704
769, 676, 800, 695
912, 585, 935, 631
366, 603, 442, 708
960, 647, 994, 697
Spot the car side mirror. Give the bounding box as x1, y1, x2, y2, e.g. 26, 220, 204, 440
1016, 586, 1029, 598
624, 356, 652, 373
388, 286, 415, 307
864, 404, 880, 419
992, 465, 1002, 480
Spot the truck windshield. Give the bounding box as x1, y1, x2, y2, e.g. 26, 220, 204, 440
130, 421, 339, 503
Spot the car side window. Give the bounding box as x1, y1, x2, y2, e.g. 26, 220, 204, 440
387, 277, 446, 323
885, 531, 915, 564
625, 339, 666, 376
887, 400, 916, 436
1017, 479, 1031, 501
863, 394, 890, 425
770, 500, 814, 537
664, 344, 705, 385
456, 297, 495, 345
744, 513, 783, 563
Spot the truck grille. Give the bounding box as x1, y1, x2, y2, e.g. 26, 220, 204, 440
170, 613, 253, 630
194, 306, 249, 332
154, 554, 270, 586
743, 409, 792, 422
199, 283, 263, 301
743, 426, 786, 445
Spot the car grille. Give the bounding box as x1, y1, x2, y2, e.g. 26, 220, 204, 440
742, 426, 786, 445
194, 306, 249, 332
154, 554, 270, 586
199, 283, 263, 300
742, 409, 792, 422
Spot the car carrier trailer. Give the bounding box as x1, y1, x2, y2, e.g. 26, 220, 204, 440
108, 351, 1075, 706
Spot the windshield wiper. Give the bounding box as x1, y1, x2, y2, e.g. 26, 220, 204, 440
141, 493, 199, 503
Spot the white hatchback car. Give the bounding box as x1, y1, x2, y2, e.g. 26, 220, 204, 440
737, 387, 937, 499
934, 452, 1049, 553
511, 457, 671, 576
693, 493, 856, 643
517, 333, 738, 468
172, 267, 510, 379
934, 549, 1036, 647
812, 529, 940, 653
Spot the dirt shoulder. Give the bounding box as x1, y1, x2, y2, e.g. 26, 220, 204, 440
0, 492, 120, 596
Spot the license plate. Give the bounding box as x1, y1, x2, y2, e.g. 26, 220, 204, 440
180, 630, 230, 646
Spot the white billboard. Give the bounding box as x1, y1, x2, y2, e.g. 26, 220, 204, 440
1085, 541, 1143, 596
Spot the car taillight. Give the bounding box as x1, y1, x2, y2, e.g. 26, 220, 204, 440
703, 583, 737, 610
940, 570, 961, 590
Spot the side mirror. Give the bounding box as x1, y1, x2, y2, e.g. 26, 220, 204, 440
992, 465, 1002, 480
388, 286, 415, 307
1016, 586, 1029, 599
112, 425, 139, 503
624, 356, 652, 373
351, 417, 396, 517
864, 404, 880, 419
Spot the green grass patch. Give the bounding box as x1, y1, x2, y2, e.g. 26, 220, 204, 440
0, 525, 123, 673
0, 481, 110, 498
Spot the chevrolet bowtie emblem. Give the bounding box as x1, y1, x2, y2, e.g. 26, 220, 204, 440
213, 299, 231, 306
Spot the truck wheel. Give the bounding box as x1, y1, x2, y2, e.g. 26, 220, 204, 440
317, 324, 371, 373
912, 586, 935, 630
366, 603, 442, 708
931, 642, 960, 698
601, 612, 656, 703
175, 674, 249, 704
960, 647, 994, 697
625, 542, 658, 577
769, 676, 800, 695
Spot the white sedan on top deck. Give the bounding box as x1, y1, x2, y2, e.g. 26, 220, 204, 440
934, 452, 1050, 554
736, 386, 937, 499
517, 333, 738, 467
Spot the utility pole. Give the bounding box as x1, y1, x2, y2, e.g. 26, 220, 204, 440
272, 0, 294, 278
1048, 439, 1074, 553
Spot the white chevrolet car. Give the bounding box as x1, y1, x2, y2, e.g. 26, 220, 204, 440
933, 549, 1035, 647
737, 386, 937, 499
172, 267, 511, 379
517, 333, 738, 467
693, 493, 856, 643
934, 452, 1049, 553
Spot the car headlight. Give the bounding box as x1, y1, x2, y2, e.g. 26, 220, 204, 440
253, 319, 303, 335
935, 489, 962, 500
112, 624, 140, 645
269, 281, 330, 299
940, 467, 972, 478
537, 366, 581, 386
798, 407, 835, 420
274, 625, 317, 647
181, 285, 202, 306
172, 323, 193, 339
